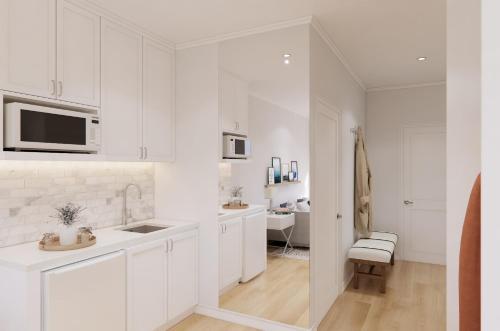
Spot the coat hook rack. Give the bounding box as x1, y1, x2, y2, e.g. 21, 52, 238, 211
350, 127, 359, 136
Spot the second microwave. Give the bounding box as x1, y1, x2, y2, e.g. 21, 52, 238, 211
223, 135, 251, 159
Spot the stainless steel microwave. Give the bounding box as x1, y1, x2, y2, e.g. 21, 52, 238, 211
4, 103, 100, 153
223, 135, 251, 159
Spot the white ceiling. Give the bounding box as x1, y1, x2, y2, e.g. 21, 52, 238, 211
90, 0, 446, 89
219, 25, 309, 117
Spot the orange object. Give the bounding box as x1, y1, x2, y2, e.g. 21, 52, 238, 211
459, 174, 481, 331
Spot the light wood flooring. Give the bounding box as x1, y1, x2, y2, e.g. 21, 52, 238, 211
170, 260, 444, 331
318, 261, 446, 331
168, 314, 258, 331
220, 254, 310, 328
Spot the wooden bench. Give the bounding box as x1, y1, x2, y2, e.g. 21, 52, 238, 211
347, 232, 398, 293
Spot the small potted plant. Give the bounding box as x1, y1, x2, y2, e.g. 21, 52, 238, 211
53, 203, 86, 246
229, 186, 244, 206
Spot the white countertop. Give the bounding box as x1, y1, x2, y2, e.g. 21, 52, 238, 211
0, 219, 198, 272
218, 204, 266, 222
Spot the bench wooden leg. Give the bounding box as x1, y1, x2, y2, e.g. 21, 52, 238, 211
380, 265, 386, 293
391, 253, 395, 266
353, 263, 359, 289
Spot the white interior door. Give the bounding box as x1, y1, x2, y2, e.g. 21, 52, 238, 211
311, 99, 340, 324
402, 126, 446, 265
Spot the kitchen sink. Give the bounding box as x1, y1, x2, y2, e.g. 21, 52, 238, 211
120, 224, 170, 233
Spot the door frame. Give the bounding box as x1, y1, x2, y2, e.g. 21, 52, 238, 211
310, 97, 342, 327
400, 125, 446, 262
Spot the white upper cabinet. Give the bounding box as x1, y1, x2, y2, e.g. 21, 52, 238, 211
56, 0, 100, 107
220, 70, 249, 136
127, 240, 168, 331
142, 38, 174, 162
101, 19, 142, 159
167, 230, 198, 322
0, 0, 56, 98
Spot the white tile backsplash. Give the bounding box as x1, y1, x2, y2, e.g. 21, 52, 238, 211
219, 163, 232, 205
0, 161, 155, 248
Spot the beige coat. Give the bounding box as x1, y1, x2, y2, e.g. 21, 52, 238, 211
354, 127, 373, 237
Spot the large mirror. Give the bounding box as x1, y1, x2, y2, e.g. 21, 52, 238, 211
216, 25, 310, 328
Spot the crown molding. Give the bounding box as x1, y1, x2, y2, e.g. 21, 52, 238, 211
176, 16, 313, 50
309, 17, 366, 91
81, 0, 175, 49
366, 81, 446, 92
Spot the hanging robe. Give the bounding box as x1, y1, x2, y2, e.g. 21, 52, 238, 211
354, 127, 373, 237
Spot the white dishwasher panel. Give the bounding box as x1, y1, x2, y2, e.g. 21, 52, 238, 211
242, 211, 267, 282
43, 251, 126, 331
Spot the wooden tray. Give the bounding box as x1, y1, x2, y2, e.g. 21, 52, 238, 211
39, 234, 96, 251
222, 203, 249, 210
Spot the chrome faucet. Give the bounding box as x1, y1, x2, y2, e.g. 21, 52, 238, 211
122, 183, 142, 226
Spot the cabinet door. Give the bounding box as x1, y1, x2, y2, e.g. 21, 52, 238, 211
219, 217, 242, 290
56, 0, 100, 106
167, 229, 198, 321
242, 211, 267, 282
142, 38, 174, 161
220, 71, 238, 134
44, 252, 126, 331
235, 78, 249, 135
101, 19, 142, 159
127, 240, 168, 331
0, 0, 56, 98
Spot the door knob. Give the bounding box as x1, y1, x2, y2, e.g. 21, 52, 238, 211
337, 213, 342, 219
403, 200, 414, 205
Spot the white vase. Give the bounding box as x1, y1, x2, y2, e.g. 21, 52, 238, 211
59, 226, 78, 246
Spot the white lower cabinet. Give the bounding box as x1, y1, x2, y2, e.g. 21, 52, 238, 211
127, 229, 199, 331
167, 230, 198, 321
43, 251, 126, 331
127, 240, 168, 331
219, 217, 243, 291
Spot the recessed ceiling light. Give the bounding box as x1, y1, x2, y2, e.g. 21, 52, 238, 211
417, 56, 428, 62
283, 53, 291, 64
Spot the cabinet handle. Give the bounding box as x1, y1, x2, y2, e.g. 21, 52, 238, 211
144, 147, 148, 159
140, 147, 144, 159
170, 239, 174, 252
224, 224, 227, 233
50, 80, 56, 95
57, 81, 63, 97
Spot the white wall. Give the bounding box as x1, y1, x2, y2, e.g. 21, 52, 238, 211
309, 25, 366, 325
230, 95, 309, 208
155, 43, 220, 307
447, 0, 482, 329
481, 0, 500, 329
366, 84, 446, 259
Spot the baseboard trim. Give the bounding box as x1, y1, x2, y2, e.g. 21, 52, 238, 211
195, 305, 313, 331
342, 272, 354, 292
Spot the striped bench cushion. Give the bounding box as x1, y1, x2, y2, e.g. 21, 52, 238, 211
348, 232, 398, 263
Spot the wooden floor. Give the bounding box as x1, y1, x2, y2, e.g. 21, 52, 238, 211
219, 254, 310, 328
170, 260, 445, 331
168, 314, 258, 331
319, 261, 446, 331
